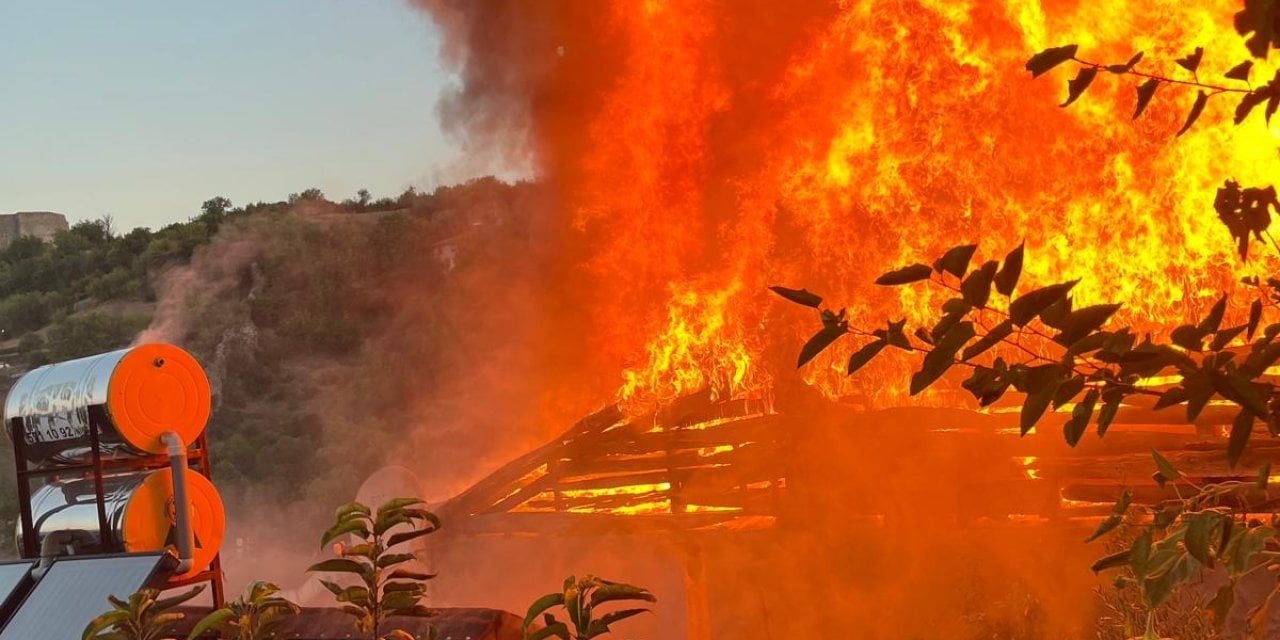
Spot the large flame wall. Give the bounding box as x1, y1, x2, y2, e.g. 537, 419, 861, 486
418, 0, 1277, 403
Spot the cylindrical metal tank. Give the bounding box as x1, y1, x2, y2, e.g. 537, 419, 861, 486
4, 344, 211, 466
23, 468, 225, 579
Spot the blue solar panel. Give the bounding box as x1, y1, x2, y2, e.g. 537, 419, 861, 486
0, 553, 171, 640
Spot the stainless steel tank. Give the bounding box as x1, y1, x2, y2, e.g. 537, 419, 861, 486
22, 468, 225, 579
4, 344, 211, 466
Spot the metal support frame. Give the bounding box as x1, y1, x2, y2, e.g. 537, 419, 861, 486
7, 413, 224, 607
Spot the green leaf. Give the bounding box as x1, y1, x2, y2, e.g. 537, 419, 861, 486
386, 568, 437, 582
1086, 515, 1123, 543
1177, 90, 1209, 136
528, 623, 572, 640
1090, 549, 1131, 572
797, 324, 846, 368
1025, 44, 1079, 77
1199, 293, 1228, 333
377, 553, 418, 569
321, 518, 371, 548
933, 244, 977, 278
1009, 281, 1078, 326
961, 320, 1013, 361
909, 322, 975, 395
1249, 299, 1263, 339
1061, 67, 1098, 107
307, 558, 371, 577
768, 286, 822, 308
386, 526, 441, 549
1175, 47, 1204, 73
82, 610, 131, 640
1229, 409, 1255, 468
588, 584, 657, 608
1064, 388, 1098, 447
335, 501, 372, 522
846, 339, 887, 375
1133, 78, 1159, 119
186, 609, 235, 640
994, 243, 1024, 296
1183, 511, 1223, 567
1130, 529, 1154, 579
874, 264, 933, 285
375, 497, 425, 521
153, 585, 205, 611
1152, 449, 1181, 481
960, 260, 998, 308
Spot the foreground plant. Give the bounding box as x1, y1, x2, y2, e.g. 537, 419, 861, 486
307, 498, 441, 640
186, 581, 299, 640
522, 575, 655, 640
83, 585, 204, 640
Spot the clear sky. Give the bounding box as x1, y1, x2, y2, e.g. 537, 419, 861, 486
0, 1, 458, 230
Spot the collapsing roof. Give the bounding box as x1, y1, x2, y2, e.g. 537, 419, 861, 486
438, 391, 785, 535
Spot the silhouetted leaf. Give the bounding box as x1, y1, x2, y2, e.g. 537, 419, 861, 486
1259, 462, 1272, 491
1055, 303, 1122, 346
960, 260, 998, 308
1061, 67, 1098, 107
1176, 46, 1204, 73
847, 340, 887, 374
1200, 294, 1229, 333
1229, 409, 1254, 468
1133, 79, 1160, 119
1184, 511, 1222, 567
1153, 386, 1189, 410
1021, 365, 1063, 434
1086, 515, 1123, 543
1254, 302, 1264, 343
1152, 449, 1181, 481
994, 243, 1024, 296
797, 324, 846, 368
1268, 91, 1280, 124
1236, 0, 1280, 57
1025, 44, 1079, 77
875, 264, 932, 285
961, 319, 1013, 361
769, 286, 822, 308
1177, 90, 1209, 136
884, 319, 912, 351
1106, 51, 1143, 73
1064, 388, 1099, 447
933, 244, 978, 278
1226, 60, 1254, 81
910, 322, 976, 394
1171, 324, 1207, 351
1009, 281, 1078, 326
1211, 324, 1248, 351
1236, 91, 1268, 124
1053, 375, 1086, 409
1097, 388, 1124, 436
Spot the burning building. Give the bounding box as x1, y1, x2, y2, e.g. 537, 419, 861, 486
390, 0, 1280, 637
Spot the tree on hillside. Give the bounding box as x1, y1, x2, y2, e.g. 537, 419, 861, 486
777, 2, 1280, 636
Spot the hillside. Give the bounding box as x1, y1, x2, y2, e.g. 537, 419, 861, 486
0, 178, 549, 556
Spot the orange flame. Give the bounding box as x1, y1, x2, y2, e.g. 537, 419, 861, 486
423, 0, 1279, 408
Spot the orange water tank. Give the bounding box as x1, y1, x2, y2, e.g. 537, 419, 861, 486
4, 343, 211, 465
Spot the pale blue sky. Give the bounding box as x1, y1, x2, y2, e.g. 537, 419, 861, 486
0, 1, 459, 230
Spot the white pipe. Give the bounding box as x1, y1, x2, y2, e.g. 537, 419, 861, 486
161, 432, 194, 574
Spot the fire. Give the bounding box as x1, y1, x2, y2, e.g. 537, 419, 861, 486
421, 0, 1279, 408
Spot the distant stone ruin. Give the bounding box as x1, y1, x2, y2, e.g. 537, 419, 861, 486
0, 211, 69, 248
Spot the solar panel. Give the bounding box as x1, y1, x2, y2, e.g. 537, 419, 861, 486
0, 562, 34, 625
0, 553, 173, 640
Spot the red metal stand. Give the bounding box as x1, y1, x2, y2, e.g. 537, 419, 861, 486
8, 412, 225, 607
